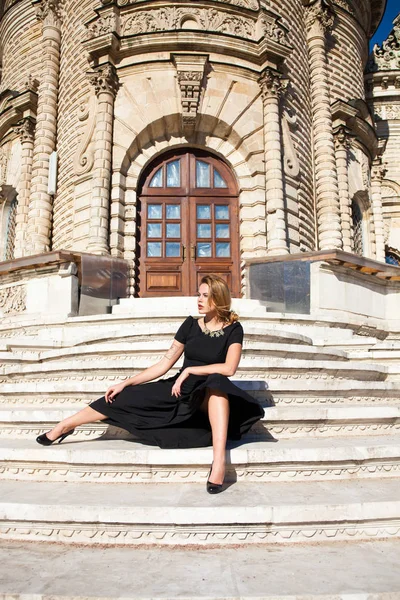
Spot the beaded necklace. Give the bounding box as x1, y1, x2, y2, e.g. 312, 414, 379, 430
202, 320, 226, 338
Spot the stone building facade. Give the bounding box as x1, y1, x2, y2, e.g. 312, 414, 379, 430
366, 12, 400, 267
0, 0, 391, 298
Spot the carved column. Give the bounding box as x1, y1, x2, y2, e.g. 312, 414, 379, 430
304, 0, 342, 250
87, 64, 119, 254
334, 126, 352, 253
371, 158, 386, 262
259, 68, 289, 255
26, 0, 63, 254
13, 117, 36, 258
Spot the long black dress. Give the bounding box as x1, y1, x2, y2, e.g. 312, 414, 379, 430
89, 316, 264, 448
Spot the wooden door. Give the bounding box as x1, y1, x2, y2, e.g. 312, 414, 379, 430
137, 150, 240, 297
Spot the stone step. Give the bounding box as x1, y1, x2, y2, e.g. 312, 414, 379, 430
1, 478, 400, 546
1, 435, 400, 483
1, 539, 399, 599
0, 340, 348, 364
0, 357, 388, 382
2, 379, 400, 406
1, 405, 400, 440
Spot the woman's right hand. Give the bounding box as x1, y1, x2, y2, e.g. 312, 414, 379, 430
105, 381, 127, 403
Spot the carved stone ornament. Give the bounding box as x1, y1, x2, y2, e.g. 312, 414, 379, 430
371, 157, 387, 182
13, 118, 36, 144
89, 64, 120, 97
0, 286, 27, 315
177, 71, 202, 132
334, 125, 351, 150
0, 147, 8, 186
121, 8, 256, 41
258, 69, 287, 100
24, 75, 40, 93
367, 14, 400, 73
34, 0, 64, 27
282, 109, 300, 178
115, 0, 260, 10
74, 96, 97, 176
373, 104, 400, 121
304, 0, 335, 33
86, 14, 119, 40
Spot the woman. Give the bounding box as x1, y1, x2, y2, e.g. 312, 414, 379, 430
36, 274, 264, 493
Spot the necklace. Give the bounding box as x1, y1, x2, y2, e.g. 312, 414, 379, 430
203, 320, 225, 338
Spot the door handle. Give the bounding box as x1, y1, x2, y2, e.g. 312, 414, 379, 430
190, 245, 196, 261
182, 245, 186, 261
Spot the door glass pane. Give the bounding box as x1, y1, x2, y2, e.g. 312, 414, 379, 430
197, 224, 211, 238
197, 243, 212, 257
148, 204, 162, 219
196, 160, 211, 187
166, 223, 180, 238
147, 242, 162, 257
166, 205, 180, 219
214, 169, 228, 188
166, 242, 180, 257
147, 223, 162, 238
216, 224, 230, 238
216, 242, 230, 257
166, 160, 180, 187
149, 167, 163, 188
215, 205, 229, 220
197, 205, 211, 219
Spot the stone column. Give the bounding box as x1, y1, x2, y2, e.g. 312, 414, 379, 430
334, 126, 352, 253
371, 157, 386, 262
87, 64, 119, 255
304, 0, 342, 250
259, 68, 289, 255
13, 117, 36, 258
26, 0, 63, 255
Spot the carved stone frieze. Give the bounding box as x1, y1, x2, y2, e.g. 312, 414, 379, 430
33, 0, 64, 28
74, 96, 97, 176
121, 8, 257, 40
373, 104, 400, 121
0, 146, 8, 186
367, 14, 400, 73
88, 64, 120, 98
259, 12, 290, 47
86, 14, 119, 40
13, 117, 36, 144
304, 0, 335, 33
115, 0, 260, 10
0, 286, 27, 315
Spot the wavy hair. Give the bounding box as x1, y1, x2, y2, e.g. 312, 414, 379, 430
199, 274, 239, 325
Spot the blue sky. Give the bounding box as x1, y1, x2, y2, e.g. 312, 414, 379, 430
370, 0, 399, 49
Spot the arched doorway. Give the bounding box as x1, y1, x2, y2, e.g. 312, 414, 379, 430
136, 149, 241, 297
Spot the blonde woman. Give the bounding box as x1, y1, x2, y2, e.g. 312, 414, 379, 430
37, 274, 264, 493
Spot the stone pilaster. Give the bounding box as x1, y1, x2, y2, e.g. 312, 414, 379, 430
304, 0, 342, 250
371, 157, 387, 262
259, 68, 289, 255
334, 126, 352, 253
26, 0, 63, 254
87, 63, 119, 255
13, 117, 36, 258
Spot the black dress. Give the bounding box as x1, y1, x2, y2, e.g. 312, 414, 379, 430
89, 316, 264, 448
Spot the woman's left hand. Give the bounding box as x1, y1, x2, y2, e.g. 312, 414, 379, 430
171, 369, 191, 397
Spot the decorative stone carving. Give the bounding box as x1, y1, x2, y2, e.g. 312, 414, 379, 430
282, 109, 300, 179
24, 76, 40, 93
333, 125, 351, 151
13, 117, 36, 144
371, 157, 387, 182
367, 14, 400, 73
173, 54, 208, 136
121, 8, 256, 41
0, 286, 27, 315
0, 146, 8, 186
374, 104, 400, 121
89, 64, 120, 98
304, 0, 335, 33
86, 14, 119, 39
259, 68, 287, 99
34, 0, 64, 27
74, 96, 97, 176
259, 12, 290, 47
115, 0, 260, 10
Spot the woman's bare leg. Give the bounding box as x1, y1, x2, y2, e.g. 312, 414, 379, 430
46, 406, 108, 441
203, 387, 229, 484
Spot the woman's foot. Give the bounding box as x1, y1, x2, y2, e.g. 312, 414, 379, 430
209, 461, 226, 485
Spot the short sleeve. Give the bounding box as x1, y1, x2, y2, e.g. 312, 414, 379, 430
174, 316, 193, 344
227, 322, 244, 347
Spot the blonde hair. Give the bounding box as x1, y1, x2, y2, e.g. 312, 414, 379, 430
200, 274, 239, 325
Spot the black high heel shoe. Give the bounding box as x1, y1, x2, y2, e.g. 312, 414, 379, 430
36, 429, 75, 446
206, 463, 225, 494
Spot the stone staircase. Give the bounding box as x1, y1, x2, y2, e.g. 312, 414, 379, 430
1, 298, 400, 557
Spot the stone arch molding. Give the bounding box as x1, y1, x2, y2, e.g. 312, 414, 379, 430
110, 112, 266, 276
